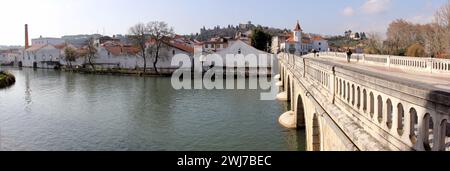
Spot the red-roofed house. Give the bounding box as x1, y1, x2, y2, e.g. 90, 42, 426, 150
272, 21, 329, 55
281, 21, 304, 55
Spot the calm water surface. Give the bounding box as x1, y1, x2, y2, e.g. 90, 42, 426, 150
0, 68, 305, 151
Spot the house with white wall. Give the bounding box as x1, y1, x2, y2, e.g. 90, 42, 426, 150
22, 44, 63, 69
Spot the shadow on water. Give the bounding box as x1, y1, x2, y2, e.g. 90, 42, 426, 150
279, 101, 306, 151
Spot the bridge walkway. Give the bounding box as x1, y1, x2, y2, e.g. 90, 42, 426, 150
314, 56, 450, 92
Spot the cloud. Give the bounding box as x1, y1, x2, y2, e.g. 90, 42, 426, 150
342, 6, 355, 16
361, 0, 392, 14
407, 15, 434, 24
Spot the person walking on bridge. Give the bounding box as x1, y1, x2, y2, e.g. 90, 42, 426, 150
312, 49, 318, 57
346, 48, 352, 63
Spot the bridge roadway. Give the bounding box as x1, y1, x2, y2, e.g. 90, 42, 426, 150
276, 52, 450, 151
316, 55, 450, 92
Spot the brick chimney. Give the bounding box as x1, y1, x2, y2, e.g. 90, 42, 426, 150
25, 24, 29, 49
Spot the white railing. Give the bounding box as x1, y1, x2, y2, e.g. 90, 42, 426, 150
319, 52, 450, 74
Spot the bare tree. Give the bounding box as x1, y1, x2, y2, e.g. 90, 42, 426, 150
421, 23, 444, 57
84, 38, 98, 71
147, 21, 174, 74
386, 19, 422, 55
365, 32, 384, 54
129, 23, 149, 73
64, 46, 77, 69
435, 0, 450, 57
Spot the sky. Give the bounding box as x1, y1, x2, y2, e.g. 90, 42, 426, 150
0, 0, 448, 45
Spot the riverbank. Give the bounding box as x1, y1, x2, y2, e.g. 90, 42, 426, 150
62, 68, 174, 77
0, 71, 16, 88
61, 67, 273, 78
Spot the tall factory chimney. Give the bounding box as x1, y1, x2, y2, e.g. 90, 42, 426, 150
25, 24, 29, 49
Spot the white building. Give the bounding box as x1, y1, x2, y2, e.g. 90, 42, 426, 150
22, 44, 63, 69
0, 50, 22, 66
198, 40, 273, 76
277, 21, 329, 55
19, 34, 195, 72
282, 21, 304, 55
31, 36, 66, 46
311, 36, 329, 52
201, 37, 231, 54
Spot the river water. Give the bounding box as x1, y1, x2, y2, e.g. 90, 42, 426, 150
0, 68, 305, 151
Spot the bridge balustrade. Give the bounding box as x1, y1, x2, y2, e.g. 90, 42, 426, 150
319, 52, 450, 74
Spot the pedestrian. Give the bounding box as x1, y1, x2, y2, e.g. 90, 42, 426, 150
346, 48, 352, 63
312, 49, 317, 57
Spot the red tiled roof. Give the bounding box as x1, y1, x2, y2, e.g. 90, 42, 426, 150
285, 33, 297, 43
167, 41, 194, 54
147, 37, 194, 54
54, 44, 66, 49
312, 36, 324, 41
104, 45, 140, 56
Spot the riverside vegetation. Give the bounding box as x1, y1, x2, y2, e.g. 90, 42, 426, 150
0, 71, 15, 88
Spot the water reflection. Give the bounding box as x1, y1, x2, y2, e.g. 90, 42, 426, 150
0, 68, 305, 151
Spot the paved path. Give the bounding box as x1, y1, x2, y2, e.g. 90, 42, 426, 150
314, 56, 450, 92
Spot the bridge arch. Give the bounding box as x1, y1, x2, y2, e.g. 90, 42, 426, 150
296, 94, 306, 128
363, 89, 367, 112
422, 113, 434, 151
286, 75, 292, 110
369, 92, 375, 118
377, 95, 383, 123
409, 108, 418, 145
439, 119, 449, 151
386, 99, 393, 129
356, 86, 361, 109
397, 103, 405, 136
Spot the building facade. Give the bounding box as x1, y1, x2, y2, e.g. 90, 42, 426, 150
273, 21, 329, 55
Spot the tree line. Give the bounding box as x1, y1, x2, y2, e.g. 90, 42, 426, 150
365, 1, 450, 58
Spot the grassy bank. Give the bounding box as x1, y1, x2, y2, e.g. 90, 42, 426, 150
0, 71, 16, 89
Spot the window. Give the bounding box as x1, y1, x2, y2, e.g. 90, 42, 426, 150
238, 48, 241, 54
319, 42, 322, 46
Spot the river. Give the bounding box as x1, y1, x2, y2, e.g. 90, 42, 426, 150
0, 68, 305, 151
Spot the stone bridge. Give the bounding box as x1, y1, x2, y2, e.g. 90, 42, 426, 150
275, 52, 450, 151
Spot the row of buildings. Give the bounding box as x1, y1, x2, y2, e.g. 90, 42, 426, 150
0, 24, 273, 71
1, 21, 328, 71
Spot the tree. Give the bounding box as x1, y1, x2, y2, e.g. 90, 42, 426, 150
364, 33, 384, 54
251, 28, 272, 51
84, 38, 98, 71
147, 21, 174, 74
406, 43, 425, 57
435, 0, 450, 58
129, 23, 150, 73
64, 46, 77, 69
